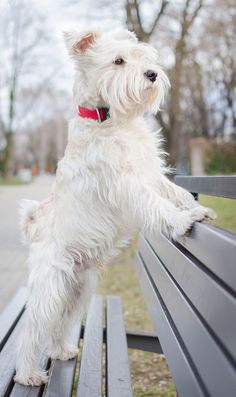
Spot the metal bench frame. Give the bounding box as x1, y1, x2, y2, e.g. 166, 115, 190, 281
0, 175, 235, 397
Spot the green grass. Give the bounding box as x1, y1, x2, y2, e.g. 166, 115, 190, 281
0, 176, 30, 185
200, 195, 236, 233
96, 195, 236, 396
98, 242, 152, 331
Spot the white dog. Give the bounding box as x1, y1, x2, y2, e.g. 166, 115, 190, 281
14, 29, 215, 386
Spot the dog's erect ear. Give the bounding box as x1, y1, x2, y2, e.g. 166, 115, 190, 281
115, 30, 138, 43
63, 30, 101, 55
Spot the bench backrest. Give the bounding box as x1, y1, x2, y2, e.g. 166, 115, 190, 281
135, 175, 236, 397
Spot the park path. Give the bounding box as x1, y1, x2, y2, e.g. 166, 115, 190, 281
0, 175, 54, 313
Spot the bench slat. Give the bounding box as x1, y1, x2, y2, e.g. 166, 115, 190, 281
10, 354, 49, 397
175, 176, 236, 198
0, 315, 24, 397
11, 386, 44, 397
0, 288, 27, 351
134, 254, 206, 397
11, 385, 44, 397
76, 295, 103, 397
43, 320, 82, 397
145, 232, 236, 361
139, 237, 236, 397
177, 223, 236, 293
106, 296, 133, 397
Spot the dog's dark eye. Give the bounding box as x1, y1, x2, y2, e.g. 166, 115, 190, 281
114, 57, 125, 65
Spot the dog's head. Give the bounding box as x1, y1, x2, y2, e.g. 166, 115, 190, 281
64, 29, 169, 119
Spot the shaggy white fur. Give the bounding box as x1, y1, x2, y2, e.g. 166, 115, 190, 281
14, 29, 216, 386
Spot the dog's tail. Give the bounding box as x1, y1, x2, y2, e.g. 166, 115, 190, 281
19, 199, 40, 245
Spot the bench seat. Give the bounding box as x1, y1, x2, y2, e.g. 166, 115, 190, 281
0, 289, 135, 397
0, 289, 137, 397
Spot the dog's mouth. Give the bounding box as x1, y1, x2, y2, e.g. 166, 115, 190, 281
144, 79, 157, 90
144, 82, 158, 93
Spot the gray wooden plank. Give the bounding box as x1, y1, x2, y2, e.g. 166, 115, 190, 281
106, 296, 133, 397
10, 384, 44, 397
10, 354, 48, 397
0, 315, 24, 397
0, 288, 27, 350
145, 231, 236, 361
43, 319, 82, 397
139, 237, 236, 397
177, 222, 236, 293
175, 175, 236, 198
134, 254, 206, 397
76, 295, 103, 397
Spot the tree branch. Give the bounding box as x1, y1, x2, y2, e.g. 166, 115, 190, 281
134, 0, 143, 32
0, 118, 6, 134
149, 0, 169, 36
189, 0, 204, 26
126, 0, 169, 41
182, 0, 204, 37
17, 67, 59, 125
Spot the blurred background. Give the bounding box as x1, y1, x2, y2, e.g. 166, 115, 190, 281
0, 1, 235, 396
0, 0, 236, 179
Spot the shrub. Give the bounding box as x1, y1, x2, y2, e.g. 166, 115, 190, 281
205, 142, 236, 175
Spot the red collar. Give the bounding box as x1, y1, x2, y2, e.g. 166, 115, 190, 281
78, 106, 110, 123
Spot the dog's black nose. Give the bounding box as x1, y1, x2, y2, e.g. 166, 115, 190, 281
144, 70, 157, 83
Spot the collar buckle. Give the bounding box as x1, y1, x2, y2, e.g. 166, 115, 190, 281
95, 108, 102, 123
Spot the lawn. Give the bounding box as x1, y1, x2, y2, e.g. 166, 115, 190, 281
0, 177, 29, 185
97, 195, 236, 397
200, 195, 236, 233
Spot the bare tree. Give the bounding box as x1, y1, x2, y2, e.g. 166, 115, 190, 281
0, 0, 55, 177
165, 0, 204, 167
124, 0, 205, 168
126, 0, 169, 42
7, 0, 234, 175
200, 0, 236, 138
181, 58, 209, 138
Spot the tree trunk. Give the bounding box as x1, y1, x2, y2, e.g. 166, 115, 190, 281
169, 39, 185, 166
167, 0, 204, 168
1, 132, 13, 179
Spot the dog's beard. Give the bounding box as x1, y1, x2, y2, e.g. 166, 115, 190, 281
98, 67, 169, 119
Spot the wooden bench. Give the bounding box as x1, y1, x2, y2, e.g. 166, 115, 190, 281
136, 175, 236, 397
0, 290, 159, 397
0, 175, 235, 397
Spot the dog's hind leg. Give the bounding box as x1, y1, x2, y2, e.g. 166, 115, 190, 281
47, 309, 80, 361
47, 267, 99, 360
14, 244, 98, 386
14, 249, 76, 386
14, 310, 49, 386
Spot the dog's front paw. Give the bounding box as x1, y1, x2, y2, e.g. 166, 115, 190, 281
189, 205, 217, 222
14, 369, 49, 386
51, 344, 79, 361
170, 206, 216, 240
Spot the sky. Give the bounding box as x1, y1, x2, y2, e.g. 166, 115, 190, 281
28, 0, 127, 93
31, 0, 126, 42
1, 0, 231, 135
0, 0, 187, 130
0, 0, 129, 131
